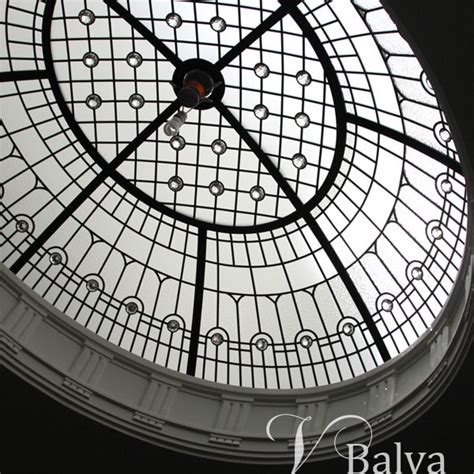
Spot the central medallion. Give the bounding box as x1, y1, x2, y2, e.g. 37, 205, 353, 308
172, 59, 225, 110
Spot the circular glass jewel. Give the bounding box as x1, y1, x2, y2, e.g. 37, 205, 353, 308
292, 153, 307, 169
210, 16, 226, 32
434, 122, 452, 145
254, 104, 269, 120
440, 179, 453, 194
411, 266, 424, 280
168, 176, 184, 192
431, 226, 443, 240
167, 319, 180, 333
421, 71, 435, 95
82, 52, 99, 68
254, 63, 270, 79
255, 338, 268, 351
209, 180, 224, 196
126, 52, 143, 68
341, 322, 355, 336
86, 279, 99, 292
49, 252, 63, 265
211, 333, 224, 346
170, 135, 185, 151
296, 70, 312, 86
16, 219, 29, 233
125, 301, 139, 315
166, 13, 182, 29
211, 139, 227, 155
300, 335, 313, 348
381, 299, 393, 312
438, 127, 452, 143
295, 112, 310, 128
86, 94, 102, 110
129, 93, 145, 109
78, 9, 95, 26
250, 186, 265, 202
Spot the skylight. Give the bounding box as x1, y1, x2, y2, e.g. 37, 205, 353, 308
0, 0, 467, 389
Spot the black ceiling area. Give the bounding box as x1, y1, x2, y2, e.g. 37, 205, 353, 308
0, 0, 473, 471
2, 350, 471, 472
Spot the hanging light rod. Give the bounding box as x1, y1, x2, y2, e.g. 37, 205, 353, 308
164, 68, 222, 136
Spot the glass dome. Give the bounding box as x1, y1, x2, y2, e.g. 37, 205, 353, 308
0, 0, 468, 393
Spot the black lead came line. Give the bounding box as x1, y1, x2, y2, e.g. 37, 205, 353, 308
215, 101, 391, 363
214, 1, 303, 72
347, 114, 463, 176
18, 0, 390, 364
10, 0, 182, 275
186, 227, 207, 376
104, 0, 182, 68
215, 1, 390, 362
10, 100, 180, 275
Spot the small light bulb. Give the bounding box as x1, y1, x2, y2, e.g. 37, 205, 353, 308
164, 111, 188, 137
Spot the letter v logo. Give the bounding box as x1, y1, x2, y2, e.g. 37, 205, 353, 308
266, 414, 373, 474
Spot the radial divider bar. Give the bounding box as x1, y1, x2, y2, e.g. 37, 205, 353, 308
215, 102, 391, 362
104, 0, 182, 68
186, 227, 208, 376
214, 0, 303, 71
347, 114, 463, 175
0, 70, 48, 82
10, 101, 180, 275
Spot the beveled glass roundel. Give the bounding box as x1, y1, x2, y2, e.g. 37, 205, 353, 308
211, 333, 224, 346
168, 176, 184, 192
86, 93, 101, 109
438, 127, 451, 143
211, 139, 227, 155
210, 16, 226, 32
300, 335, 313, 348
431, 226, 443, 240
411, 266, 424, 280
170, 135, 185, 151
295, 112, 310, 128
296, 70, 312, 86
341, 322, 355, 337
255, 338, 268, 351
209, 180, 224, 196
78, 9, 95, 26
15, 219, 29, 233
49, 252, 63, 265
250, 186, 265, 202
254, 63, 270, 78
441, 179, 453, 194
254, 104, 269, 120
166, 12, 182, 29
167, 319, 180, 332
129, 93, 144, 109
421, 71, 435, 95
86, 279, 99, 292
381, 299, 394, 312
125, 301, 139, 315
292, 153, 307, 169
126, 52, 143, 68
83, 52, 99, 68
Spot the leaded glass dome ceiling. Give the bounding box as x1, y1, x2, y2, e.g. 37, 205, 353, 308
0, 0, 468, 389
